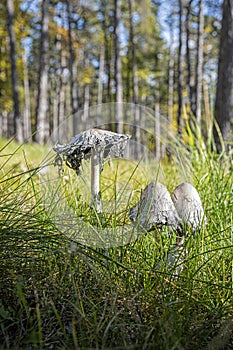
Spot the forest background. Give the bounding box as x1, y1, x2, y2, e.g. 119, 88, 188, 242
1, 0, 232, 151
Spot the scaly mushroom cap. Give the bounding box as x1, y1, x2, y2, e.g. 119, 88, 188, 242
171, 182, 206, 231
53, 128, 131, 174
129, 182, 181, 231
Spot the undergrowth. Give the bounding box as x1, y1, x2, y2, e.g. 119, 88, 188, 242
0, 137, 232, 349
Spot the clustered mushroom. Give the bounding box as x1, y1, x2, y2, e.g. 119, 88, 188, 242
129, 181, 206, 238
53, 128, 131, 213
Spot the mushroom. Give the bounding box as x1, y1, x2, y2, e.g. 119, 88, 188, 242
130, 181, 207, 275
171, 182, 207, 232
129, 181, 206, 235
53, 128, 131, 213
129, 182, 181, 231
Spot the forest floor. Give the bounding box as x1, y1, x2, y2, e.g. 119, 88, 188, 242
0, 137, 232, 349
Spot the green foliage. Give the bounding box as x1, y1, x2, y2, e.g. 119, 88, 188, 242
0, 138, 232, 349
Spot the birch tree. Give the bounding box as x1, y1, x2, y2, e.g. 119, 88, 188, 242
97, 45, 105, 119
114, 0, 123, 133
177, 0, 185, 134
128, 0, 140, 156
22, 52, 31, 141
185, 0, 195, 116
35, 0, 50, 144
167, 9, 175, 127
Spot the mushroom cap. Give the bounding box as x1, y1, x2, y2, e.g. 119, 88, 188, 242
53, 128, 131, 174
129, 182, 181, 231
171, 182, 206, 231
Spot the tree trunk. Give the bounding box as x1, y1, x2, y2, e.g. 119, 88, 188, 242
66, 0, 79, 135
155, 87, 160, 161
168, 54, 174, 125
104, 19, 111, 103
35, 0, 50, 144
83, 83, 90, 129
214, 0, 233, 151
22, 52, 31, 141
114, 0, 123, 133
52, 75, 59, 141
185, 0, 195, 116
58, 49, 66, 138
83, 57, 90, 129
177, 0, 184, 134
203, 79, 211, 140
128, 0, 140, 156
128, 0, 138, 105
6, 0, 23, 142
0, 112, 8, 138
168, 19, 175, 127
195, 0, 204, 126
50, 36, 58, 141
97, 45, 105, 121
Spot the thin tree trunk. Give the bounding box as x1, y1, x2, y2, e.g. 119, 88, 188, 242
83, 84, 90, 128
65, 81, 71, 119
129, 0, 140, 156
110, 52, 115, 103
168, 19, 175, 127
0, 112, 8, 137
97, 45, 105, 121
50, 34, 60, 141
214, 0, 233, 151
58, 49, 66, 138
66, 0, 79, 135
47, 77, 53, 139
114, 0, 123, 133
195, 0, 204, 126
83, 57, 90, 130
22, 52, 31, 141
65, 82, 72, 138
35, 0, 50, 144
104, 28, 111, 103
6, 0, 23, 142
185, 0, 195, 116
155, 88, 160, 161
203, 79, 211, 141
166, 21, 175, 160
52, 76, 59, 141
128, 0, 137, 105
177, 0, 184, 134
168, 51, 174, 127
0, 114, 3, 137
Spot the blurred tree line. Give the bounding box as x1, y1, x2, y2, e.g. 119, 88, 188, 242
0, 0, 232, 151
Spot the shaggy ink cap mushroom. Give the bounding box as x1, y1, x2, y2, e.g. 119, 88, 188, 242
53, 128, 131, 213
129, 182, 181, 231
129, 181, 207, 238
171, 182, 207, 232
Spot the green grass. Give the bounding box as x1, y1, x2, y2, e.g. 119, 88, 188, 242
0, 137, 232, 349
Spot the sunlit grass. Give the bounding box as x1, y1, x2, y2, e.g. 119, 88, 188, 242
0, 137, 232, 349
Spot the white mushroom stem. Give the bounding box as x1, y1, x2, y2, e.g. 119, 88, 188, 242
91, 148, 102, 213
